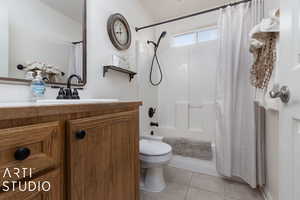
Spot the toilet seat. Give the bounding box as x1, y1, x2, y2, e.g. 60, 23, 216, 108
140, 139, 172, 156
140, 151, 172, 164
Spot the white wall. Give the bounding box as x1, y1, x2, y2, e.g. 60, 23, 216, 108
0, 5, 9, 77
264, 0, 280, 15
155, 11, 219, 36
85, 0, 157, 136
0, 0, 156, 135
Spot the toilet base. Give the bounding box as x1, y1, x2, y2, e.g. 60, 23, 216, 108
140, 166, 166, 193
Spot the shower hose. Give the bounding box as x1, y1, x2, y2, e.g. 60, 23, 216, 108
149, 47, 163, 86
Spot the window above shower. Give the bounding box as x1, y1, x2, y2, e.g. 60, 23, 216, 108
172, 27, 218, 47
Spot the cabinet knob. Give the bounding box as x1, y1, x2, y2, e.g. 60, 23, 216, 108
76, 130, 86, 140
14, 148, 31, 161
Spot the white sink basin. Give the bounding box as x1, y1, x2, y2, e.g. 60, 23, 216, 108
36, 99, 119, 104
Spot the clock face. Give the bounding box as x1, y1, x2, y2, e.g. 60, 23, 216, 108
114, 20, 128, 45
107, 14, 131, 50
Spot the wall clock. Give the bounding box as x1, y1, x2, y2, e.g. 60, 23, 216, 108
107, 13, 132, 50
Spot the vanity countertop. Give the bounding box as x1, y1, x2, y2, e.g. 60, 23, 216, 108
0, 100, 142, 121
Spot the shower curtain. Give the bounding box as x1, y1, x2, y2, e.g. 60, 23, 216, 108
68, 43, 83, 78
215, 0, 263, 188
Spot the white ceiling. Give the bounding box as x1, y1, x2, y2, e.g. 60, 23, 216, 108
40, 0, 84, 23
140, 0, 233, 22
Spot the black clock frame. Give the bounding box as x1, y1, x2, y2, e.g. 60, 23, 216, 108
107, 13, 132, 50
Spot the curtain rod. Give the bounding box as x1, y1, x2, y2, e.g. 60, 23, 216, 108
135, 0, 252, 32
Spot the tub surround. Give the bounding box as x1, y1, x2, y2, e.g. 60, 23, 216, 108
0, 101, 141, 200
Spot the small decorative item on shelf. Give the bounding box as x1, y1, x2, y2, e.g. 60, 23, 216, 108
112, 54, 130, 70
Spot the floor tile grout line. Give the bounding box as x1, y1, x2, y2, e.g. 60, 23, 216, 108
183, 187, 189, 200
184, 172, 194, 200
189, 172, 194, 187
189, 185, 226, 196
155, 166, 264, 200
188, 172, 228, 197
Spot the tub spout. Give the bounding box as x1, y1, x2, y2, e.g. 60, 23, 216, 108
150, 122, 159, 127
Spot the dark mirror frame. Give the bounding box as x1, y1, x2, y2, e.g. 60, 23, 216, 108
0, 0, 87, 87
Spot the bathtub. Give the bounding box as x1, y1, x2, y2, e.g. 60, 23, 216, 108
168, 143, 218, 176
149, 127, 219, 177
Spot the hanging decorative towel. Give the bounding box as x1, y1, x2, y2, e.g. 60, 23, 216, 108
249, 9, 279, 89
250, 32, 278, 89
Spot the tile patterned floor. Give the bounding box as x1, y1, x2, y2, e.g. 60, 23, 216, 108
140, 166, 264, 200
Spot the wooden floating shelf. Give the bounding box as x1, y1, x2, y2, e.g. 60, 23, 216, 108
103, 65, 137, 82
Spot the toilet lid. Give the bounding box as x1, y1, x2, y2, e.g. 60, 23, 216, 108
140, 139, 172, 156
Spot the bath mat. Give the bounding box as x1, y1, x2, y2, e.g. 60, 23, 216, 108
163, 137, 212, 160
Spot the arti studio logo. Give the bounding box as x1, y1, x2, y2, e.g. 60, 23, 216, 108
2, 168, 51, 192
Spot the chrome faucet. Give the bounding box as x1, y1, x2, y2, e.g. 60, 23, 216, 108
56, 74, 82, 99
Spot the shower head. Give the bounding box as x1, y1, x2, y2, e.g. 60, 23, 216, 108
148, 31, 166, 86
157, 31, 167, 46
147, 31, 167, 48
160, 31, 167, 39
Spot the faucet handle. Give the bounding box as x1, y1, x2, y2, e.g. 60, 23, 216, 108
56, 88, 65, 99
72, 88, 80, 99
64, 88, 72, 99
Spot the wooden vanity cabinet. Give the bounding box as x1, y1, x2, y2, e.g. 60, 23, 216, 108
0, 169, 61, 200
67, 111, 140, 200
0, 122, 63, 186
0, 102, 141, 200
0, 122, 63, 200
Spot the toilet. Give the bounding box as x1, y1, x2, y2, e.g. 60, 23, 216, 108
139, 137, 173, 192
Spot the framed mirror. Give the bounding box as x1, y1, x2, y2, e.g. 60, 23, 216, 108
0, 0, 86, 86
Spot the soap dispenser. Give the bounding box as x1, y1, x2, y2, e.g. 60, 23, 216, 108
31, 71, 46, 99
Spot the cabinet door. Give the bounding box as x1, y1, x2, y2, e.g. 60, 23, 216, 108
0, 122, 63, 185
0, 169, 61, 200
67, 111, 139, 200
